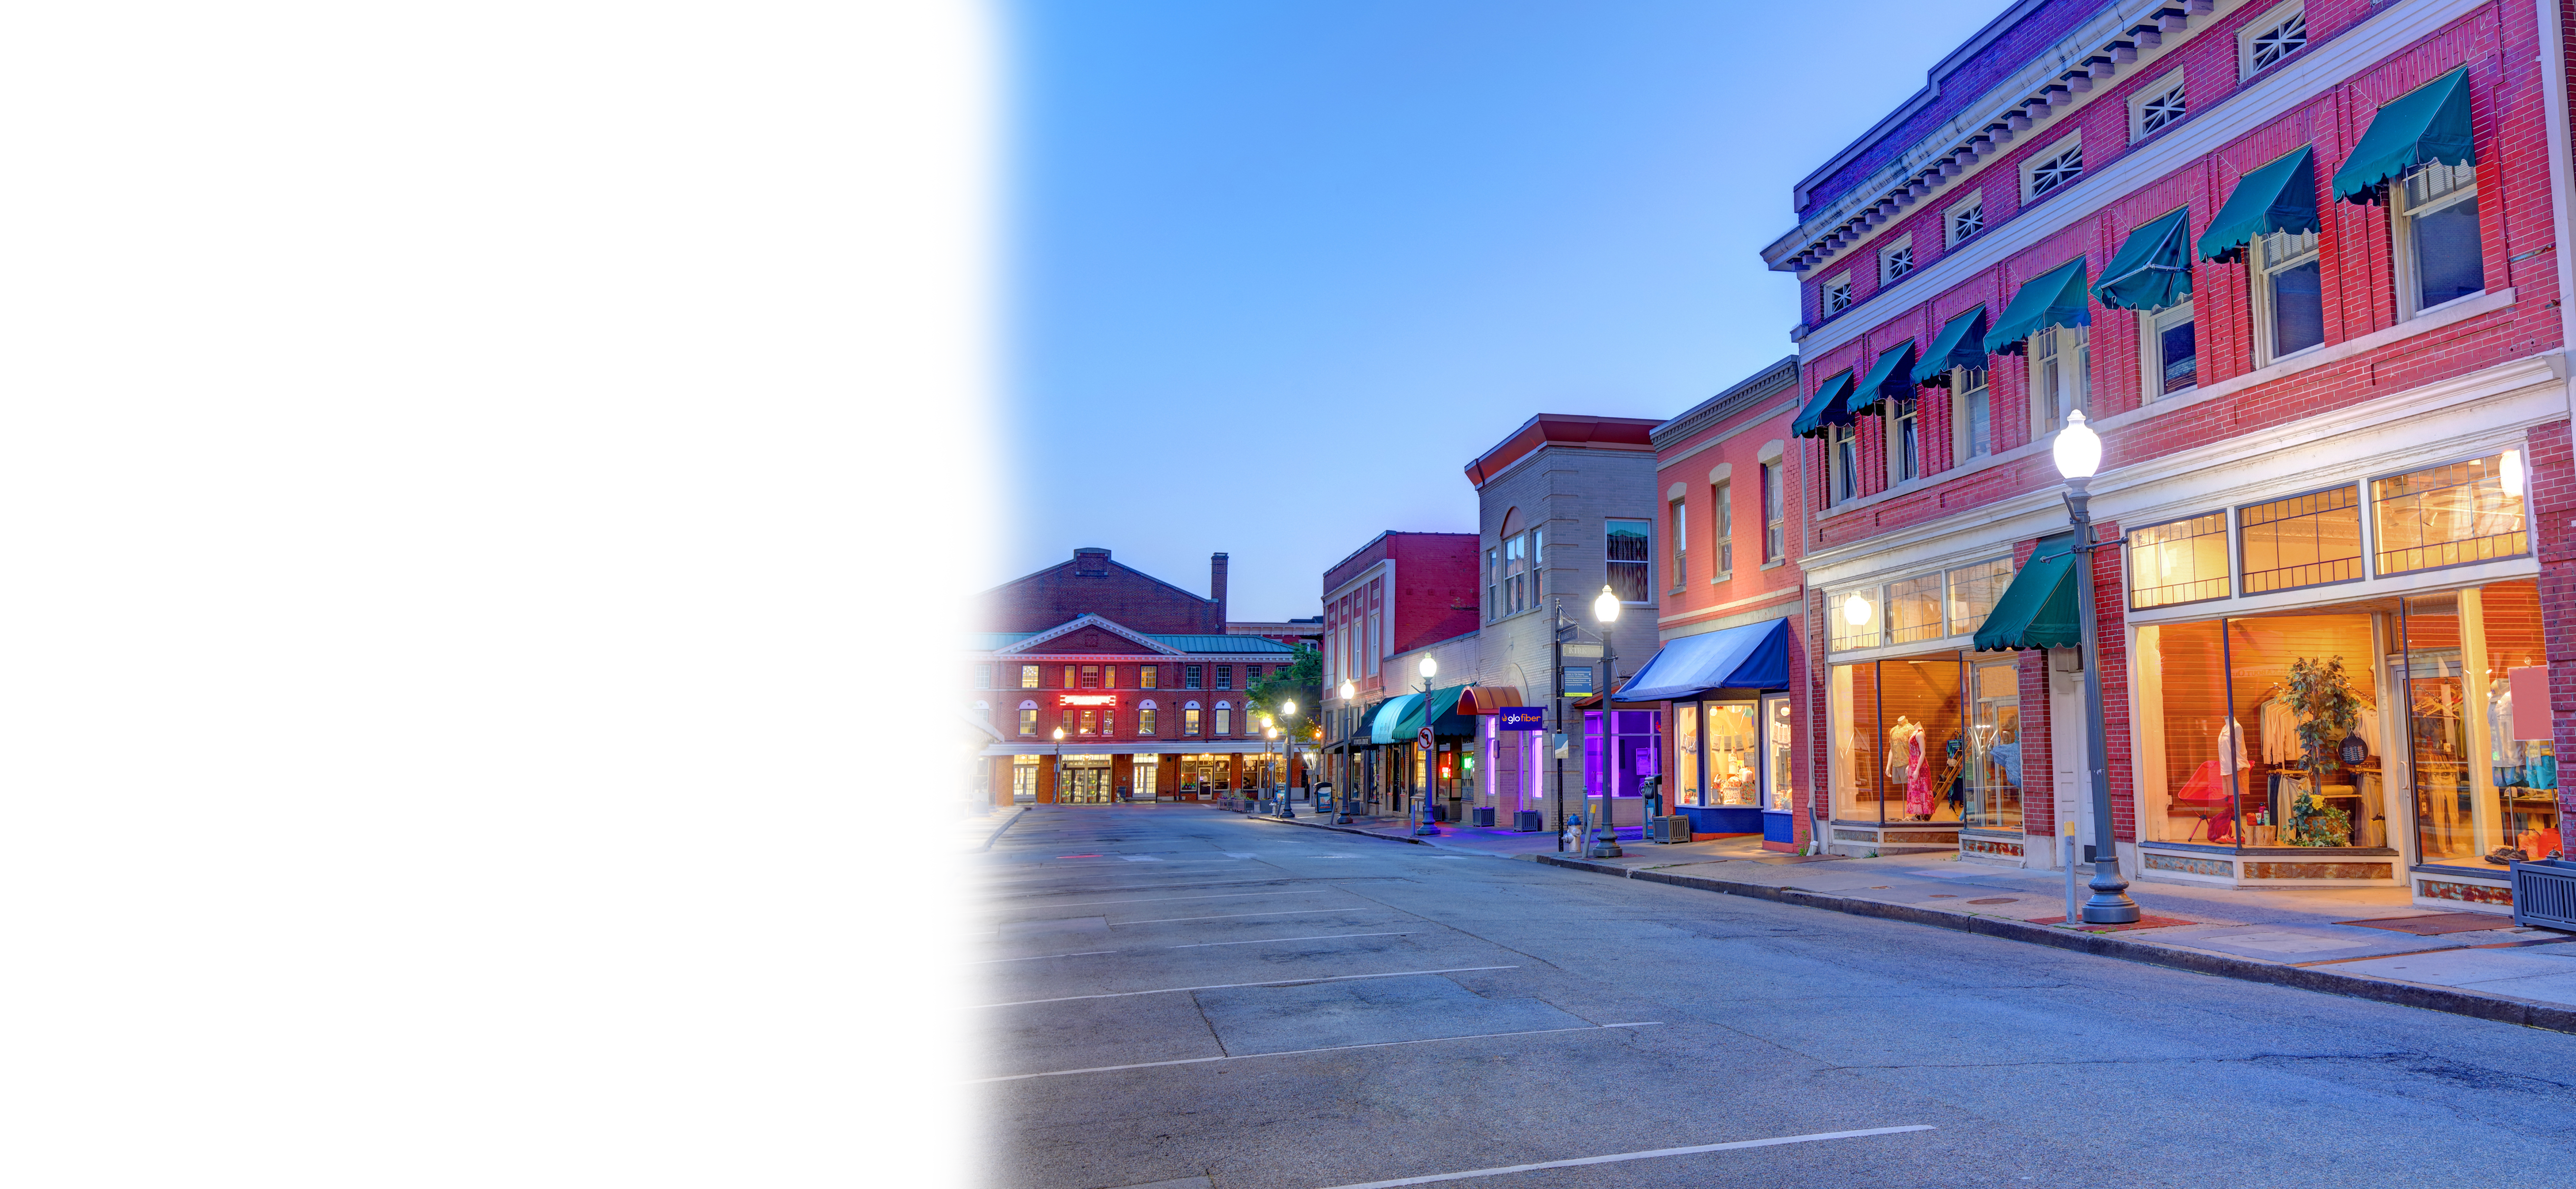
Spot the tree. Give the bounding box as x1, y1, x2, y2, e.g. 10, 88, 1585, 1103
1245, 646, 1322, 747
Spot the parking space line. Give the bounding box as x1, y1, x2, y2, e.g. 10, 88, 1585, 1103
1307, 1126, 1937, 1188
1116, 908, 1384, 926
972, 1022, 1662, 1083
1001, 891, 1327, 909
977, 965, 1517, 1007
1170, 932, 1412, 948
969, 950, 1117, 964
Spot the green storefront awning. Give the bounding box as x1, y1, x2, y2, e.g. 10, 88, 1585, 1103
2198, 145, 2318, 263
2095, 206, 2193, 312
1393, 685, 1468, 740
1972, 534, 2079, 652
1791, 370, 1857, 439
1983, 259, 2090, 356
1910, 305, 1989, 385
1367, 693, 1421, 744
1847, 339, 1918, 418
2333, 66, 2474, 205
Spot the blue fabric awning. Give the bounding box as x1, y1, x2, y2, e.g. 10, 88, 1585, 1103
1367, 694, 1421, 744
1614, 617, 1792, 702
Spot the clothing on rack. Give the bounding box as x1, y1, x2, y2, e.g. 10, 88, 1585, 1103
2217, 719, 2250, 776
2259, 697, 2298, 765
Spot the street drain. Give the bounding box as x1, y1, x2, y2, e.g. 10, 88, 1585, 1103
1927, 894, 1958, 898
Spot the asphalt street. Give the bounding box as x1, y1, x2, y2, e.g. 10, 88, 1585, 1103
975, 805, 2576, 1189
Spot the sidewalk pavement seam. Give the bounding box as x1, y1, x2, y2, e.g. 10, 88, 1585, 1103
1529, 853, 2576, 1037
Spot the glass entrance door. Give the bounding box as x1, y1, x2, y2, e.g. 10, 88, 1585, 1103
1063, 764, 1113, 804
1762, 695, 1795, 812
1965, 659, 2022, 831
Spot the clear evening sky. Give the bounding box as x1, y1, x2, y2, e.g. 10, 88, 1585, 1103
1000, 0, 2003, 621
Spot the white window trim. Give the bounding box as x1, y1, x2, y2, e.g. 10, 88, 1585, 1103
2026, 323, 2090, 440
1827, 423, 1861, 506
2392, 162, 2485, 322
1878, 234, 1915, 285
2128, 68, 2187, 143
2239, 1, 2308, 81
1669, 497, 1689, 590
1883, 395, 1921, 488
1608, 517, 1655, 605
2140, 300, 2198, 401
1822, 271, 1854, 316
1944, 191, 1985, 248
1711, 478, 1734, 583
2250, 227, 2323, 368
2020, 130, 2083, 203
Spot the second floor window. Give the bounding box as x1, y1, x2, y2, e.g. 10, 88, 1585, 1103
2147, 304, 2197, 398
1138, 708, 1157, 735
1956, 367, 1992, 459
2137, 79, 2186, 138
1828, 425, 1859, 506
1215, 705, 1233, 735
1061, 665, 1076, 688
1020, 664, 1039, 689
1606, 519, 1652, 603
2032, 324, 2090, 432
1079, 710, 1097, 735
1185, 706, 1202, 735
1890, 397, 1920, 484
1018, 706, 1038, 735
2399, 161, 2484, 317
1081, 665, 1099, 689
1670, 499, 1688, 587
1216, 665, 1233, 690
1880, 239, 1913, 284
1825, 279, 1853, 315
1761, 462, 1785, 561
1714, 480, 1734, 575
1505, 533, 1528, 614
2247, 9, 2306, 75
1486, 548, 1499, 619
2255, 228, 2324, 364
1140, 665, 1157, 689
1185, 664, 1203, 689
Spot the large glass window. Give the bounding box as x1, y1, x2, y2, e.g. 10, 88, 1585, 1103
2240, 485, 2362, 594
1215, 704, 1232, 735
1964, 659, 2022, 832
2135, 619, 2240, 844
1886, 573, 1944, 645
1019, 705, 1039, 735
2256, 228, 2324, 362
1606, 519, 1653, 603
1946, 558, 2013, 635
1705, 702, 1759, 807
1675, 702, 1701, 806
1081, 665, 1100, 689
1185, 704, 1202, 735
2373, 452, 2526, 575
2407, 580, 2552, 870
1766, 696, 1796, 813
2128, 512, 2230, 610
1828, 656, 1964, 825
2400, 162, 2483, 315
1138, 708, 1157, 735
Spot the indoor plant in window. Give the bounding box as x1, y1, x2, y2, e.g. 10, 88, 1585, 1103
2286, 656, 2360, 847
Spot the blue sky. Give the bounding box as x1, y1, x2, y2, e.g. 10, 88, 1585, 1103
1000, 0, 2006, 619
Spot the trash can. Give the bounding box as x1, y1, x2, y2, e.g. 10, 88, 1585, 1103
1513, 809, 1544, 833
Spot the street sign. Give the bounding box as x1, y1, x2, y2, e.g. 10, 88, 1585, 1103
1498, 707, 1545, 731
1560, 667, 1594, 696
1561, 643, 1604, 659
1417, 726, 1434, 752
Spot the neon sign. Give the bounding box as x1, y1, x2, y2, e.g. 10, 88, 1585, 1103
1058, 694, 1118, 706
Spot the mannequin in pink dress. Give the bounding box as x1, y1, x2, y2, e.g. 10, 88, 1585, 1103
1905, 731, 1933, 818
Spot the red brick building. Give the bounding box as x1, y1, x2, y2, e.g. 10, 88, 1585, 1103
1769, 0, 2576, 912
1317, 532, 1480, 806
971, 548, 1303, 804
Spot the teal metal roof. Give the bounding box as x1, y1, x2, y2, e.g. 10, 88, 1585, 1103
968, 633, 1037, 651
1151, 634, 1297, 653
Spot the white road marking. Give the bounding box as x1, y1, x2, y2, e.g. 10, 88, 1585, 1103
1118, 855, 1164, 862
971, 950, 1116, 964
1308, 1126, 1938, 1188
1170, 932, 1413, 948
1116, 908, 1382, 926
976, 965, 1517, 1007
973, 1022, 1662, 1083
1010, 891, 1330, 909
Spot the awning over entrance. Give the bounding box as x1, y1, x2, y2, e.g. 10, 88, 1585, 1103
1983, 258, 2090, 355
2198, 145, 2318, 263
1847, 339, 1919, 419
2333, 66, 2473, 205
1394, 685, 1472, 739
2094, 206, 2193, 312
1454, 686, 1525, 715
1791, 370, 1857, 439
1911, 304, 1988, 385
1367, 693, 1421, 743
1973, 533, 2079, 651
1615, 617, 1792, 701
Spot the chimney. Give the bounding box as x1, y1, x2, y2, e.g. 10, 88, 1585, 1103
1210, 553, 1229, 629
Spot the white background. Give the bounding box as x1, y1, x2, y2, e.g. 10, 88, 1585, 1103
10, 4, 891, 1184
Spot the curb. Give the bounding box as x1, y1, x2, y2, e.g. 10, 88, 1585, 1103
912, 803, 1020, 859
1249, 810, 1545, 858
1532, 853, 2576, 1036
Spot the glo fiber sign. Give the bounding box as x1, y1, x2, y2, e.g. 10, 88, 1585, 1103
1498, 707, 1544, 730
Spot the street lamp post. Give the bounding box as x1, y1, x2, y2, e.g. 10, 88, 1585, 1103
2054, 410, 2141, 925
1277, 700, 1296, 816
1413, 654, 1439, 836
1051, 725, 1066, 805
1338, 679, 1358, 823
1588, 585, 1624, 858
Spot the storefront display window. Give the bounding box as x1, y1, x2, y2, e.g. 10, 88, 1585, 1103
2136, 619, 2236, 843
2373, 453, 2527, 575
1947, 558, 2013, 636
2129, 512, 2229, 610
1765, 696, 1795, 813
1830, 655, 1966, 824
2407, 580, 2554, 870
1675, 703, 1701, 806
1887, 574, 1944, 644
2240, 485, 2362, 594
1705, 703, 1759, 807
1963, 659, 2021, 831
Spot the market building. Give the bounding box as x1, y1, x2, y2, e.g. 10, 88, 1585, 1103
1765, 0, 2576, 913
1318, 532, 1479, 814
971, 548, 1306, 803
1609, 358, 1811, 848
1461, 414, 1664, 832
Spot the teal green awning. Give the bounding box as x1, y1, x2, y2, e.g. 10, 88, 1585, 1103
2095, 206, 2193, 312
1847, 339, 1918, 418
2333, 66, 2473, 205
1973, 534, 2079, 652
1791, 370, 1857, 439
1367, 693, 1421, 744
1910, 305, 1989, 385
1393, 685, 1468, 740
1983, 259, 2090, 356
2198, 145, 2318, 263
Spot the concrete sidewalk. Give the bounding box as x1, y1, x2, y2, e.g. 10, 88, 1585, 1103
1533, 845, 2576, 1033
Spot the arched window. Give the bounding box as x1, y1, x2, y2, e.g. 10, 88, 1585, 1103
1017, 700, 1039, 736
1137, 699, 1158, 736
1215, 701, 1233, 735
1184, 701, 1203, 737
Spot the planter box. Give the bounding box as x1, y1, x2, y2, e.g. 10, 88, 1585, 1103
2513, 859, 2576, 929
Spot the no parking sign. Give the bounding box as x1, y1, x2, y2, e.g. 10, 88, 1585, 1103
1417, 726, 1433, 753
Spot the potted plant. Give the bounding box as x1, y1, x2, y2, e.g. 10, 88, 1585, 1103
2284, 656, 2360, 847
